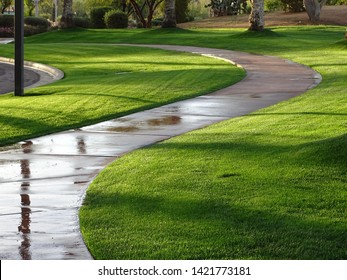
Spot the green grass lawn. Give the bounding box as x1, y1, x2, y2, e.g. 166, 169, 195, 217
0, 44, 243, 146
77, 27, 346, 259
2, 26, 346, 259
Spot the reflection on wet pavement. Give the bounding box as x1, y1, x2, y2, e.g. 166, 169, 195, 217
76, 136, 87, 155
0, 45, 321, 260
19, 157, 32, 260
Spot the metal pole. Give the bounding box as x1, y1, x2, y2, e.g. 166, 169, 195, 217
15, 0, 24, 96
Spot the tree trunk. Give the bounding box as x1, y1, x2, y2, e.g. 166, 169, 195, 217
248, 0, 264, 31
129, 0, 147, 27
162, 0, 176, 28
61, 0, 74, 28
303, 0, 327, 23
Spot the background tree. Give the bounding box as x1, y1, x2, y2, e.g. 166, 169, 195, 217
249, 0, 264, 31
1, 0, 12, 14
61, 0, 74, 28
304, 0, 327, 22
24, 0, 35, 16
162, 0, 176, 27
206, 0, 247, 17
129, 0, 164, 28
280, 0, 304, 12
84, 0, 115, 12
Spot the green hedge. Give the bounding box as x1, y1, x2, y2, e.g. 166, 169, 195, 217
74, 17, 92, 28
104, 10, 128, 29
24, 17, 51, 29
90, 7, 113, 28
0, 15, 14, 28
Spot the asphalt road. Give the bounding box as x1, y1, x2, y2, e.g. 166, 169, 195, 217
0, 62, 40, 94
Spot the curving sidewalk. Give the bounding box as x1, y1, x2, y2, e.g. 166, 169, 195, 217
0, 45, 321, 260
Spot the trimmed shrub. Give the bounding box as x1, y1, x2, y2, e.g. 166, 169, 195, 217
0, 16, 50, 37
0, 15, 14, 28
24, 25, 44, 36
152, 18, 163, 27
23, 17, 51, 36
176, 0, 189, 23
74, 17, 92, 28
24, 17, 51, 29
90, 6, 113, 28
104, 10, 128, 29
0, 27, 14, 38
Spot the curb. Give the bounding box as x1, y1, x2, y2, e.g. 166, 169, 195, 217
0, 56, 64, 84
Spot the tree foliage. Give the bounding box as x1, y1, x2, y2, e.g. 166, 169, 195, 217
206, 0, 247, 16
280, 0, 304, 12
129, 0, 164, 28
1, 0, 12, 14
25, 0, 35, 16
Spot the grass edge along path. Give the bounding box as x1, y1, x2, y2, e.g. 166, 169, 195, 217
78, 27, 347, 259
0, 44, 244, 147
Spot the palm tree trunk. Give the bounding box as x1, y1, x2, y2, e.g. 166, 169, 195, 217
248, 0, 264, 31
61, 0, 74, 28
162, 0, 176, 28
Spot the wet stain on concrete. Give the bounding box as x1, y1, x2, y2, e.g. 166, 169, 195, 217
147, 116, 181, 126
108, 126, 140, 132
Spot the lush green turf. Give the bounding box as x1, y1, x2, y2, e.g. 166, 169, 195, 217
76, 27, 347, 259
0, 44, 243, 146
25, 26, 343, 56
2, 26, 346, 259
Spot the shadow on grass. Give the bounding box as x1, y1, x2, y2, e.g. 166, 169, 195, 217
82, 133, 347, 259
0, 113, 58, 145
83, 190, 347, 259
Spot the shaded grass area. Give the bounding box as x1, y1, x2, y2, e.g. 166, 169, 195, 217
25, 26, 344, 55
76, 27, 347, 259
0, 44, 243, 146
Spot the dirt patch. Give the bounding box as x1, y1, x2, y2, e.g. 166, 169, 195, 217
178, 5, 347, 28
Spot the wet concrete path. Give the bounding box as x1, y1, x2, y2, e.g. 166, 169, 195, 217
0, 45, 321, 259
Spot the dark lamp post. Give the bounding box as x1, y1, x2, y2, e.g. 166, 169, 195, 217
15, 0, 24, 96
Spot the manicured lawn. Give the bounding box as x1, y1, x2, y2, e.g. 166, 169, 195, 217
1, 26, 346, 259
0, 44, 243, 146
76, 27, 346, 259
